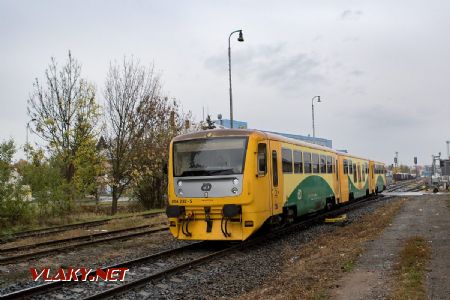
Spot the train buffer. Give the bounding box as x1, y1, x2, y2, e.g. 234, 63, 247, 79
324, 214, 348, 224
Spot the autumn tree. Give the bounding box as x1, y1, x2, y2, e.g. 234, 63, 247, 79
132, 98, 191, 209
0, 140, 33, 226
28, 51, 101, 201
104, 57, 166, 214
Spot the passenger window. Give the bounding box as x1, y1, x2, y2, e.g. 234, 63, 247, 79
320, 155, 326, 173
327, 156, 332, 173
272, 150, 278, 187
358, 164, 361, 182
343, 159, 348, 174
312, 154, 319, 173
257, 143, 267, 175
282, 148, 293, 173
304, 152, 312, 173
293, 150, 303, 174
353, 164, 357, 182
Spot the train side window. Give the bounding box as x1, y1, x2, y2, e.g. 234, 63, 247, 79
336, 159, 338, 179
272, 150, 278, 187
304, 152, 312, 173
343, 159, 348, 174
358, 164, 361, 182
312, 154, 319, 173
326, 156, 332, 173
257, 143, 267, 175
320, 155, 326, 173
362, 164, 365, 179
293, 150, 303, 174
282, 148, 293, 173
348, 160, 353, 174
353, 164, 357, 182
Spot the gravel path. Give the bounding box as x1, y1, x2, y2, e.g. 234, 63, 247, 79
331, 194, 450, 300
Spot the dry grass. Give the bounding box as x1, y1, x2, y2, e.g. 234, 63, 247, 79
237, 198, 406, 300
0, 207, 164, 237
391, 236, 431, 300
0, 213, 167, 249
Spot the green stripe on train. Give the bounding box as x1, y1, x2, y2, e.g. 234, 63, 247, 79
348, 176, 369, 198
376, 175, 385, 189
285, 175, 334, 216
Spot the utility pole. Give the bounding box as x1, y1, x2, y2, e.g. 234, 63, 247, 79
311, 96, 321, 140
228, 29, 244, 129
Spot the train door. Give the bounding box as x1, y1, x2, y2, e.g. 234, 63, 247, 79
333, 155, 340, 202
255, 142, 271, 215
369, 161, 375, 194
339, 156, 349, 203
269, 141, 283, 216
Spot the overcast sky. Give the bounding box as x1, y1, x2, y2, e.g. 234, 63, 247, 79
1, 0, 449, 165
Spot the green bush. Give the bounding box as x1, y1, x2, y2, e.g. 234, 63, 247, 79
0, 140, 35, 228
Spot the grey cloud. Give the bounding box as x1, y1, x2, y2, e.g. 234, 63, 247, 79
346, 105, 422, 129
205, 44, 324, 92
340, 9, 363, 21
350, 70, 364, 77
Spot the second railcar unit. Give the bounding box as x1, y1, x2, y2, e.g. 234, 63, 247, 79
166, 129, 386, 241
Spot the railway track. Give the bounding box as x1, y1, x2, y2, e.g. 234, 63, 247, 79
0, 223, 168, 265
0, 211, 164, 244
385, 179, 418, 192
1, 194, 394, 300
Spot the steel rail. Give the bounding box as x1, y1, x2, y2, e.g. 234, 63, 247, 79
82, 195, 393, 300
0, 226, 168, 265
0, 212, 164, 244
0, 241, 205, 299
1, 195, 394, 299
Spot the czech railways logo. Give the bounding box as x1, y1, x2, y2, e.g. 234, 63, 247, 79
297, 189, 302, 200
201, 183, 212, 191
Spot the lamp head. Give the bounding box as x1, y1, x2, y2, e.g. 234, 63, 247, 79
237, 30, 244, 42
317, 96, 321, 102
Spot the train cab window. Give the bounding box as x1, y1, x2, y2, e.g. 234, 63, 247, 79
272, 150, 278, 187
282, 148, 293, 173
326, 156, 333, 173
319, 155, 326, 173
312, 154, 319, 173
293, 150, 303, 173
304, 152, 312, 173
353, 164, 357, 182
343, 159, 348, 174
257, 143, 267, 175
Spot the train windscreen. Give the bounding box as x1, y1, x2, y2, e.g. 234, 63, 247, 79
173, 137, 248, 177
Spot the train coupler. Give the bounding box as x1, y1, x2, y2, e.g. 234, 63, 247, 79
204, 207, 213, 233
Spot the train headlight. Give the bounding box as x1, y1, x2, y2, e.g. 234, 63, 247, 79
233, 178, 239, 185
177, 180, 183, 187
231, 187, 238, 194
178, 189, 183, 195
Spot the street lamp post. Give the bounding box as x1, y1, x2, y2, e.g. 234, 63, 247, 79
228, 29, 244, 129
311, 96, 321, 139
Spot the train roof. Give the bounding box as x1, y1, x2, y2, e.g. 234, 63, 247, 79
172, 129, 385, 165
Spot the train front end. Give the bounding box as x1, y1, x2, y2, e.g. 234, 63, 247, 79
166, 130, 267, 241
